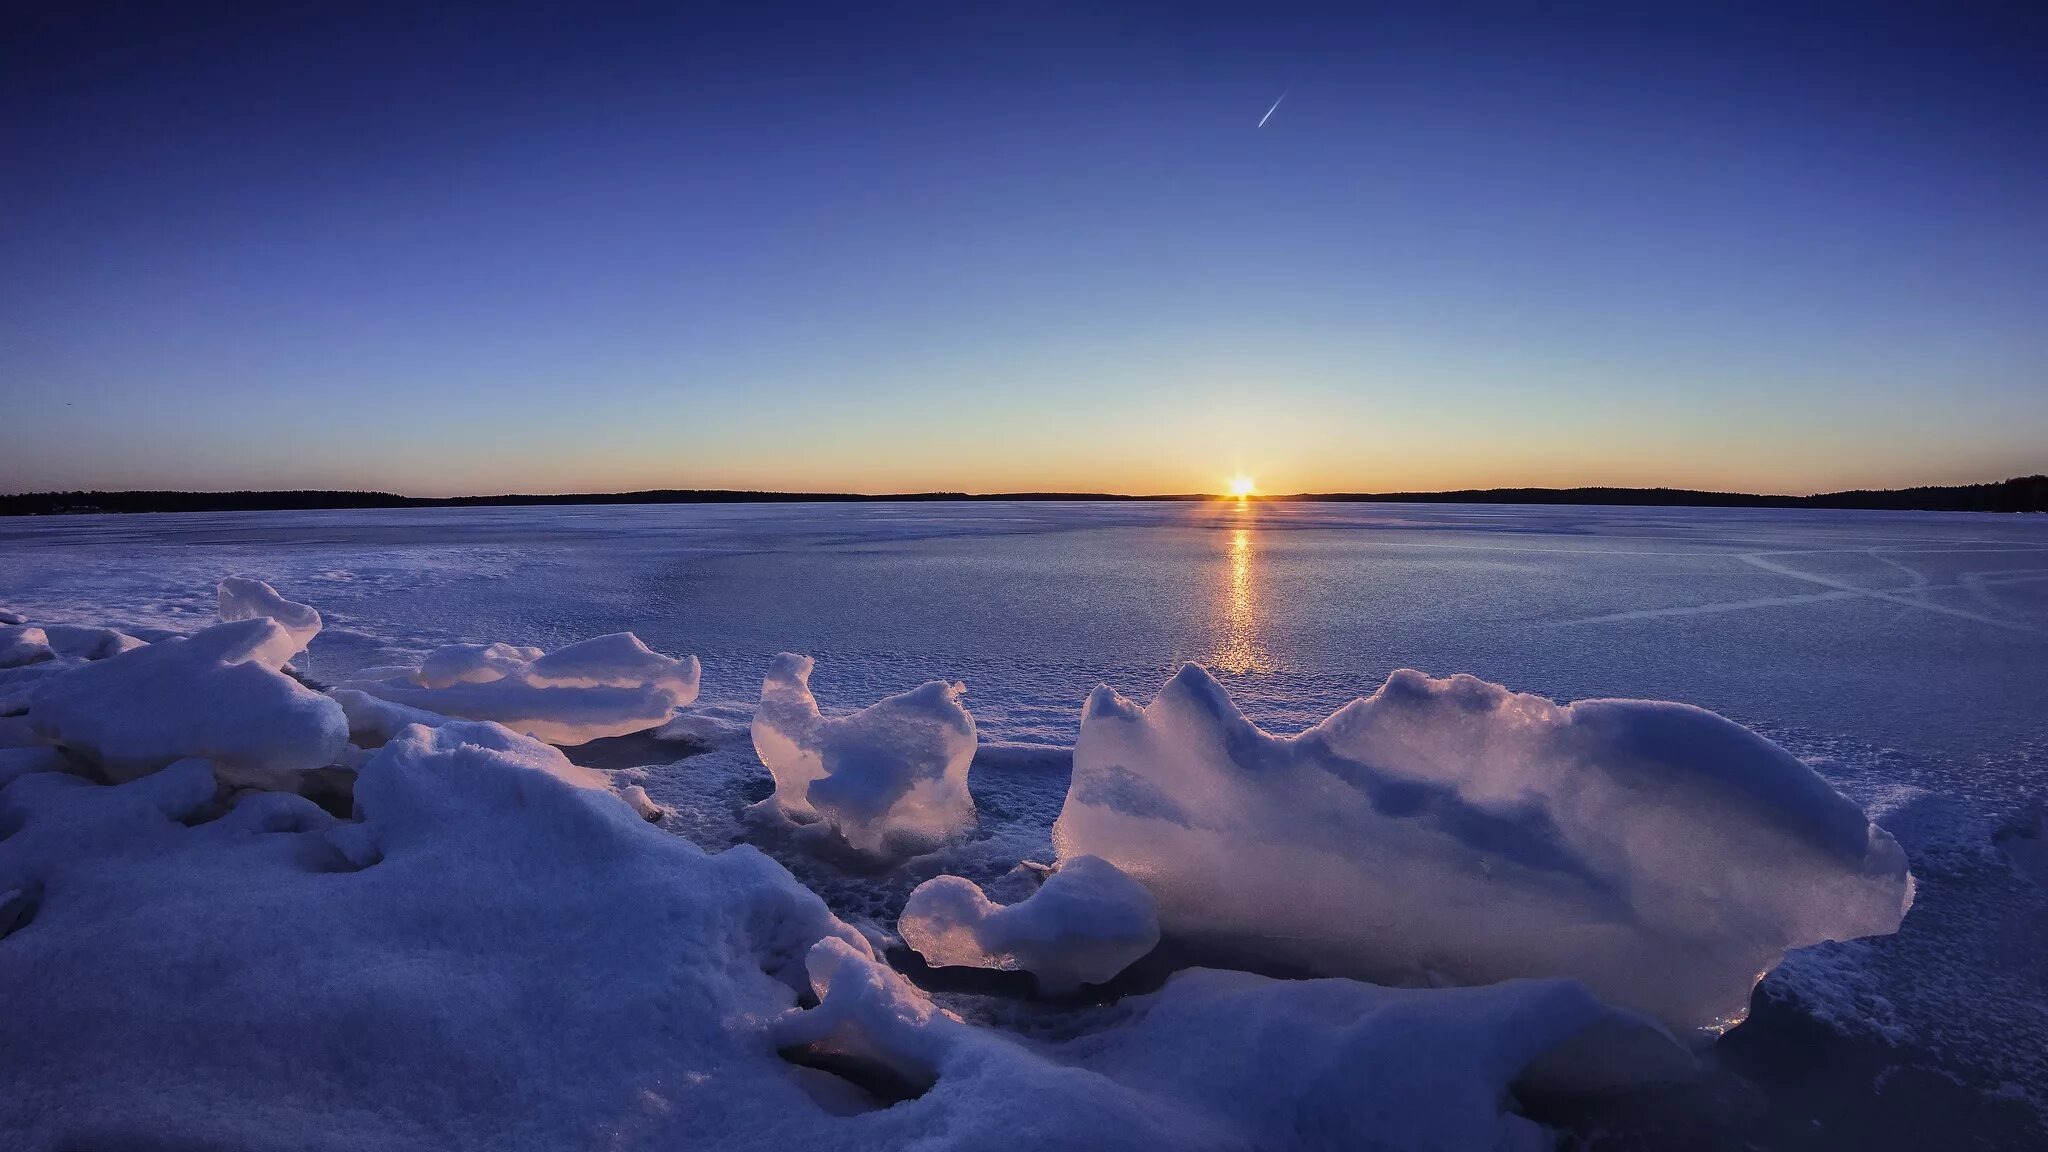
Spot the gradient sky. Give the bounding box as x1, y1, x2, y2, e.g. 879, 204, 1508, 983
4, 1, 2045, 496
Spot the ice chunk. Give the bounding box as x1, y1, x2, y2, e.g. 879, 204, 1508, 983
337, 677, 688, 747
417, 642, 544, 688
326, 687, 456, 747
27, 619, 347, 784
0, 625, 55, 669
338, 633, 699, 746
0, 608, 26, 625
652, 705, 752, 747
217, 577, 322, 653
899, 854, 1160, 992
752, 652, 976, 855
622, 784, 664, 821
520, 632, 700, 696
1054, 664, 1914, 1035
772, 936, 967, 1091
328, 688, 637, 798
0, 711, 869, 1150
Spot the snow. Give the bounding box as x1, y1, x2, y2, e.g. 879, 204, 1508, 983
218, 576, 322, 653
0, 625, 54, 668
338, 633, 699, 745
0, 717, 871, 1152
0, 503, 2037, 1146
752, 652, 977, 855
1054, 663, 1914, 1035
326, 686, 456, 747
0, 747, 69, 789
0, 657, 1629, 1152
39, 624, 146, 660
1, 621, 141, 669
899, 854, 1160, 992
775, 935, 1647, 1149
26, 619, 348, 787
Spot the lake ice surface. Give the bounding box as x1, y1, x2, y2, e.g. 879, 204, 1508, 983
2, 500, 2044, 1148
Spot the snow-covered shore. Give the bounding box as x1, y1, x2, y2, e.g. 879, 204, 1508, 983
0, 578, 1924, 1150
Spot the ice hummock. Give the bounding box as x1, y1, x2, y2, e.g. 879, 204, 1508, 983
218, 576, 322, 654
1054, 664, 1914, 1035
337, 632, 700, 746
27, 619, 348, 787
752, 652, 976, 855
899, 854, 1160, 993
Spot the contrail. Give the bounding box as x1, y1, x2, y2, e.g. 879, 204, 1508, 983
1257, 87, 1289, 128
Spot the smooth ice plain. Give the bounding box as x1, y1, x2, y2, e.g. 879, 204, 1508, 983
1, 500, 2045, 1150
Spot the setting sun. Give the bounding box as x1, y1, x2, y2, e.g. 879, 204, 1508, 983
1227, 475, 1256, 498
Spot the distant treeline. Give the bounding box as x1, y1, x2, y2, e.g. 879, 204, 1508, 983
2, 476, 2044, 516
1294, 475, 2048, 513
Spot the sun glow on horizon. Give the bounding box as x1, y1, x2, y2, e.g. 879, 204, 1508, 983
1227, 475, 1256, 499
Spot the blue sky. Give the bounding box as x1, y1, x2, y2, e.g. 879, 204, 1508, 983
3, 2, 2044, 495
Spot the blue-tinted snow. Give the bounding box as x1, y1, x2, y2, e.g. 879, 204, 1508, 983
2, 499, 2044, 1148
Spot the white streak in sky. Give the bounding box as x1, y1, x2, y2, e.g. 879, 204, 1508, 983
1257, 88, 1289, 128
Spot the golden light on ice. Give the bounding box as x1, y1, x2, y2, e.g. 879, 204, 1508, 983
1227, 475, 1256, 499
1211, 525, 1270, 674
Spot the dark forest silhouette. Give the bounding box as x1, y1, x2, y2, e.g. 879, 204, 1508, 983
4, 476, 2043, 516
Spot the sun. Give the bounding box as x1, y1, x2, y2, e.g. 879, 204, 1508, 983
1227, 475, 1256, 499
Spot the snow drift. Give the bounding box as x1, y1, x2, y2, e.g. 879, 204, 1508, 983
1054, 664, 1914, 1034
775, 935, 1640, 1150
752, 653, 977, 855
338, 633, 700, 745
0, 721, 871, 1152
899, 855, 1160, 992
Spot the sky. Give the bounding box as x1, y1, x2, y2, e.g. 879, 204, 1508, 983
3, 1, 2045, 497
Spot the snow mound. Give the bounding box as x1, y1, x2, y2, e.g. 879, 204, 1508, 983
337, 632, 699, 746
40, 624, 147, 661
218, 577, 322, 653
384, 719, 615, 793
28, 619, 348, 787
1054, 664, 1914, 1035
0, 625, 55, 669
900, 854, 1160, 992
752, 652, 977, 855
774, 935, 1638, 1150
0, 718, 870, 1152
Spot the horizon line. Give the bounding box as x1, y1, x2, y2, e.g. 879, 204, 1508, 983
3, 475, 2044, 517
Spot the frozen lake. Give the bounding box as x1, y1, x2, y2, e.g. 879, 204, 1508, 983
4, 500, 2046, 1148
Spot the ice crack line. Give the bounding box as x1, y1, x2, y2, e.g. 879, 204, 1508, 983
1736, 553, 2040, 634
1549, 554, 2046, 631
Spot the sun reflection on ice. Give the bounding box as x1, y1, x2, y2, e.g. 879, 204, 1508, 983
1212, 513, 1271, 675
